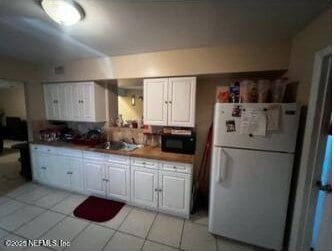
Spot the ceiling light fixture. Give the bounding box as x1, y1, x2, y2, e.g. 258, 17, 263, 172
41, 0, 84, 26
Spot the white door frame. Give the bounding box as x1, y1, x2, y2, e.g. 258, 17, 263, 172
289, 46, 332, 251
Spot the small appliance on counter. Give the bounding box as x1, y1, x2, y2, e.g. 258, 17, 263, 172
161, 129, 196, 154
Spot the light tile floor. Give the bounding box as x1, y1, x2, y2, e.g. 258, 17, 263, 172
0, 182, 266, 251
0, 144, 26, 196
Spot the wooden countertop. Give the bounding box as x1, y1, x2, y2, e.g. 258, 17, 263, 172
31, 141, 194, 164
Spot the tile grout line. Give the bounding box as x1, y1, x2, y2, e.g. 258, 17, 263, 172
8, 204, 50, 233
63, 221, 92, 251
101, 206, 133, 251
179, 219, 186, 250
139, 212, 158, 251
100, 226, 117, 251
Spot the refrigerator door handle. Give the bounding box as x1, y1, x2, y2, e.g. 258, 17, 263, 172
216, 148, 227, 183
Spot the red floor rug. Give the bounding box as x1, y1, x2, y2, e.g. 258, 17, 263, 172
73, 196, 125, 222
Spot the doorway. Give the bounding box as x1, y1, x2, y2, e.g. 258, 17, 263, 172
0, 79, 28, 195
289, 47, 332, 251
311, 133, 332, 251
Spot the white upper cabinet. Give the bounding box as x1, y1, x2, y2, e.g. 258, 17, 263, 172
44, 84, 61, 120
168, 77, 196, 127
44, 81, 106, 122
143, 77, 196, 127
143, 78, 168, 126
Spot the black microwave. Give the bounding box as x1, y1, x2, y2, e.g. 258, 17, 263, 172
161, 133, 196, 154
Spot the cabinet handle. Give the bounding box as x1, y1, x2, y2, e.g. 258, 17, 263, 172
159, 189, 162, 192
154, 188, 158, 192
67, 171, 73, 175
164, 101, 168, 104
173, 166, 176, 169
169, 101, 172, 104
142, 162, 146, 165
41, 166, 46, 170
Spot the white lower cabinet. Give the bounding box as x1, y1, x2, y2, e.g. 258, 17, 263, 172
31, 144, 192, 218
130, 158, 192, 218
84, 160, 106, 196
35, 153, 58, 186
107, 164, 130, 202
131, 166, 158, 209
159, 171, 190, 216
83, 154, 131, 202
68, 157, 84, 193
31, 145, 84, 193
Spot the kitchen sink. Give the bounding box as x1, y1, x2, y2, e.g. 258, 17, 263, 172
96, 141, 141, 151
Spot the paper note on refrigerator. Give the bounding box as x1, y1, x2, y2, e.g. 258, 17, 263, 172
240, 109, 267, 136
267, 105, 281, 131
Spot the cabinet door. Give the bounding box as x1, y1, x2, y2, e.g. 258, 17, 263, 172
51, 85, 61, 120
44, 84, 58, 120
81, 83, 94, 121
52, 156, 71, 189
131, 166, 158, 209
168, 77, 196, 127
72, 84, 83, 121
106, 164, 130, 202
30, 148, 41, 182
84, 160, 106, 196
69, 157, 84, 193
44, 84, 62, 120
159, 171, 190, 217
62, 84, 74, 120
143, 78, 168, 126
36, 153, 57, 185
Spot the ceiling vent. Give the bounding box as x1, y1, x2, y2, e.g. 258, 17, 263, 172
54, 65, 65, 75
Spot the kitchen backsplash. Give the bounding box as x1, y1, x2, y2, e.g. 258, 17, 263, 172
103, 126, 160, 147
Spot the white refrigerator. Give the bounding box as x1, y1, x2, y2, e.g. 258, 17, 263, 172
208, 103, 300, 250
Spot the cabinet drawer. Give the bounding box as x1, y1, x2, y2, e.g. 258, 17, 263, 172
161, 161, 192, 174
32, 145, 58, 154
131, 157, 159, 169
105, 154, 130, 165
57, 148, 82, 158
83, 151, 105, 161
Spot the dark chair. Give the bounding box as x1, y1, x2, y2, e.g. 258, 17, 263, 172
3, 117, 28, 141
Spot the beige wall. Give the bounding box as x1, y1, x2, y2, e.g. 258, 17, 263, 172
118, 89, 143, 122
0, 56, 45, 140
286, 8, 331, 105
42, 40, 291, 82
0, 84, 26, 119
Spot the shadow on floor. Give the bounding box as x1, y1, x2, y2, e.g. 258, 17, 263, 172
0, 148, 26, 196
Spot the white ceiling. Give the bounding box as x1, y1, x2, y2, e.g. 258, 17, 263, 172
0, 0, 330, 64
